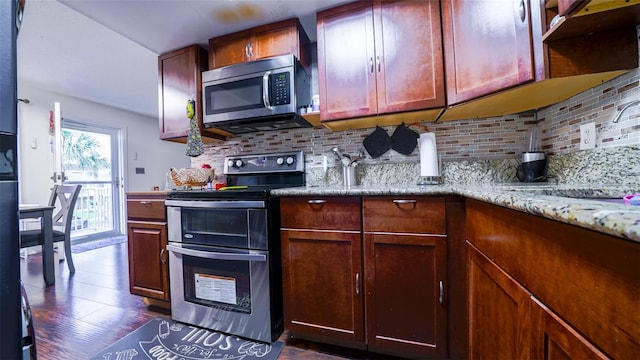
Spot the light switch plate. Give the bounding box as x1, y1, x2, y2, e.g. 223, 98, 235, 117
580, 122, 596, 150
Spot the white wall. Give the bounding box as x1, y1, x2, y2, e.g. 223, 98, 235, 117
17, 82, 190, 205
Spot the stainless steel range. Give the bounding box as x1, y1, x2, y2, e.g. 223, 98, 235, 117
165, 151, 305, 343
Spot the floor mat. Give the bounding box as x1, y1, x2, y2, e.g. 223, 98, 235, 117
90, 317, 284, 360
71, 235, 127, 253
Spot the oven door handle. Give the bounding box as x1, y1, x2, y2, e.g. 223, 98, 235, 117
167, 244, 267, 262
165, 200, 265, 208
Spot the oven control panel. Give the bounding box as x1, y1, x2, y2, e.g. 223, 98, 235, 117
224, 150, 304, 174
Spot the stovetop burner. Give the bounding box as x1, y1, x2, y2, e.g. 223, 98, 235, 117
168, 151, 305, 200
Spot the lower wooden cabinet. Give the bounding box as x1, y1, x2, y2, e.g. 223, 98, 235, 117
466, 199, 639, 359
280, 197, 364, 347
280, 228, 364, 346
126, 192, 170, 303
467, 243, 533, 360
531, 297, 609, 360
468, 242, 610, 360
281, 196, 448, 359
363, 197, 448, 358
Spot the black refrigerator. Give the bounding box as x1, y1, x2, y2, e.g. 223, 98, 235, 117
1, 0, 23, 358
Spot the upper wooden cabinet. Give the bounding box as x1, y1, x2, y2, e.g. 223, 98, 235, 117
316, 0, 445, 130
441, 0, 535, 106
158, 45, 228, 142
208, 18, 310, 70
439, 0, 639, 121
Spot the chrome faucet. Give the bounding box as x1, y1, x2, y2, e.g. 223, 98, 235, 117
612, 100, 640, 123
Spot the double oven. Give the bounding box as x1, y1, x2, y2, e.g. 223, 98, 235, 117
165, 151, 305, 343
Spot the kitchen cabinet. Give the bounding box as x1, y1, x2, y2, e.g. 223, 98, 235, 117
316, 0, 445, 131
441, 0, 535, 106
466, 199, 640, 359
363, 197, 448, 359
530, 297, 609, 360
208, 18, 310, 70
439, 0, 638, 121
280, 197, 364, 348
126, 192, 170, 304
158, 45, 228, 142
467, 243, 533, 359
281, 195, 451, 358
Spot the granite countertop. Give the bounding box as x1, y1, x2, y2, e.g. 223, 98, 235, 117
272, 183, 640, 244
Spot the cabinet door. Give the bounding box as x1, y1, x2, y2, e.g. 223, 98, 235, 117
281, 229, 365, 346
317, 2, 377, 121
374, 0, 445, 113
442, 0, 535, 105
364, 233, 448, 358
127, 221, 169, 301
531, 297, 610, 360
251, 19, 299, 61
468, 243, 532, 360
158, 45, 221, 142
208, 31, 250, 69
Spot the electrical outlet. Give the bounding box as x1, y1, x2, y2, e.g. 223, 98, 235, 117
580, 122, 596, 150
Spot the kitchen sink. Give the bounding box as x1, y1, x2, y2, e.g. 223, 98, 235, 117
576, 197, 627, 205
500, 185, 638, 206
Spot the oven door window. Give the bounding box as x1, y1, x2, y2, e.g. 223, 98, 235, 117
181, 208, 251, 248
182, 244, 267, 314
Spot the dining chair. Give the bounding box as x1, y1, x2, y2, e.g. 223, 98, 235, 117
20, 184, 82, 274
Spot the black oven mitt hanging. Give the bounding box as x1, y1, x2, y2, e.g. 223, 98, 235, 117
391, 122, 419, 155
363, 126, 392, 158
185, 99, 204, 157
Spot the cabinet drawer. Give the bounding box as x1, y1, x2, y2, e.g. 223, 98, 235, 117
363, 196, 446, 234
127, 199, 166, 221
280, 197, 361, 231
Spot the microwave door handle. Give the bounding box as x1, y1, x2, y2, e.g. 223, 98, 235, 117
262, 71, 273, 110
167, 244, 267, 262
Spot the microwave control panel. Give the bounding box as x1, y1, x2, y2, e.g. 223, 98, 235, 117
270, 72, 290, 106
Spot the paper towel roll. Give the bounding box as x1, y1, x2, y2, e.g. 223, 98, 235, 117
419, 132, 439, 177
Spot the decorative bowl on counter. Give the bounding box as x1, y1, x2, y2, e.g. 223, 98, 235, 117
169, 167, 214, 188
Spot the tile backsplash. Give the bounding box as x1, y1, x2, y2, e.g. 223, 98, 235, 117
194, 67, 640, 184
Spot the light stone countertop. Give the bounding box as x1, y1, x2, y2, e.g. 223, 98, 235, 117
271, 183, 640, 244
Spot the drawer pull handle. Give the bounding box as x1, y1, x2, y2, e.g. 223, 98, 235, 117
140, 201, 152, 206
308, 200, 327, 204
392, 199, 417, 204
439, 280, 444, 305
160, 249, 167, 264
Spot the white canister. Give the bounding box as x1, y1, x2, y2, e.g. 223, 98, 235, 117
311, 95, 320, 112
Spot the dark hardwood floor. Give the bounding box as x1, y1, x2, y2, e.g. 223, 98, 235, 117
21, 242, 400, 360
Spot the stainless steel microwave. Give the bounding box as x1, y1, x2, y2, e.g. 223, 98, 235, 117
202, 54, 311, 134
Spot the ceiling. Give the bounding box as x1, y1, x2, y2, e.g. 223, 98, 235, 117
17, 0, 350, 118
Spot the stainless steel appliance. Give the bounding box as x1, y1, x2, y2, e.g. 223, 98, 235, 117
165, 151, 305, 343
516, 152, 547, 182
202, 54, 311, 134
